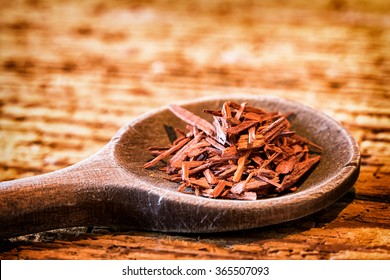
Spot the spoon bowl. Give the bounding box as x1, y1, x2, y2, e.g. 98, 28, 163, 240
0, 95, 360, 238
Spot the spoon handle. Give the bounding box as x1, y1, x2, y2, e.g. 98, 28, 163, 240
0, 152, 123, 239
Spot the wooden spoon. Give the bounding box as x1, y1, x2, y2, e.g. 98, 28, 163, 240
0, 96, 360, 239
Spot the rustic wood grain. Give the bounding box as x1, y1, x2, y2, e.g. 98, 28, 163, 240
0, 0, 389, 259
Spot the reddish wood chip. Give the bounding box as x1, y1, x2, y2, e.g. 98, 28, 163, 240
203, 169, 218, 185
227, 120, 258, 135
169, 105, 216, 136
213, 180, 227, 198
276, 156, 297, 174
278, 156, 321, 192
143, 137, 191, 169
222, 145, 237, 157
225, 192, 257, 200
233, 150, 251, 182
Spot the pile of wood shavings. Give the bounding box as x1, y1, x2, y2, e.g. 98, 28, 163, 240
144, 101, 322, 200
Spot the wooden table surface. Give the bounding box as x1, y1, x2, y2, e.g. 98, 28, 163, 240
0, 0, 389, 260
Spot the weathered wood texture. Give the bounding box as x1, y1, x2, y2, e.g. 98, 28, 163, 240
0, 0, 389, 259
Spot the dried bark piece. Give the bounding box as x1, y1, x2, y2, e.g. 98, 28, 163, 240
213, 116, 227, 145
255, 168, 278, 179
231, 172, 254, 194
237, 134, 265, 150
203, 147, 222, 156
222, 102, 232, 119
205, 136, 226, 151
227, 120, 258, 135
243, 112, 263, 122
171, 133, 186, 145
187, 178, 212, 189
278, 156, 321, 192
225, 192, 257, 200
233, 150, 251, 182
292, 144, 303, 154
186, 140, 210, 157
248, 126, 257, 145
228, 101, 266, 114
144, 137, 191, 168
255, 175, 282, 189
276, 156, 297, 174
181, 162, 190, 181
217, 165, 238, 179
178, 182, 189, 192
169, 105, 216, 136
213, 180, 228, 198
234, 102, 247, 120
194, 186, 201, 196
200, 189, 214, 198
169, 132, 204, 168
187, 162, 214, 175
261, 151, 281, 168
149, 150, 166, 156
203, 169, 218, 184
231, 181, 246, 194
245, 179, 271, 191
222, 145, 237, 157
251, 156, 264, 166
262, 118, 289, 143
203, 109, 222, 116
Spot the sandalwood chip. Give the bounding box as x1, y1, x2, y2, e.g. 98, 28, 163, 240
144, 101, 322, 200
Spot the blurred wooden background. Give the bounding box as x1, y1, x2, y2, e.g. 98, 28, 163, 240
0, 0, 389, 259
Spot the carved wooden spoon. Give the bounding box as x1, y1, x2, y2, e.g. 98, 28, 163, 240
0, 96, 360, 239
